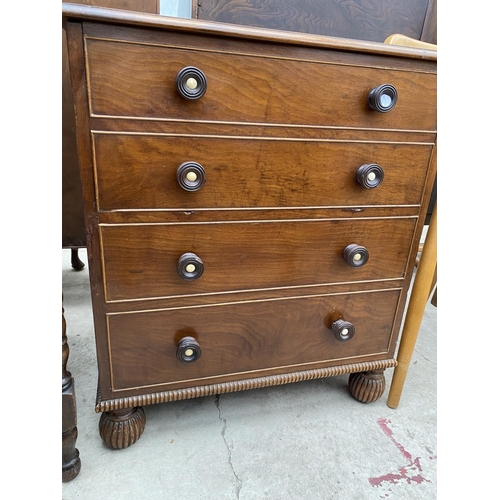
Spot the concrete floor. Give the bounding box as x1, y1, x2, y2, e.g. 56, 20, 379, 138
62, 248, 437, 500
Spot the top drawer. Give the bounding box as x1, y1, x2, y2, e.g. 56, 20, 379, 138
85, 38, 436, 131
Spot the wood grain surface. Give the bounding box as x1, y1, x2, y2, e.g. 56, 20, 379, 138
85, 37, 437, 130
93, 133, 433, 210
107, 288, 401, 390
99, 218, 415, 301
195, 0, 430, 43
63, 6, 437, 415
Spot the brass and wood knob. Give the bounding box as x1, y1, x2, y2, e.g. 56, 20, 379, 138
177, 162, 206, 191
357, 163, 384, 189
177, 253, 204, 280
368, 84, 398, 112
343, 244, 369, 267
331, 319, 355, 341
176, 336, 201, 363
176, 66, 207, 100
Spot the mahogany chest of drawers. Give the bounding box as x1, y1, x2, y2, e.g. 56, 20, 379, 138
63, 3, 437, 449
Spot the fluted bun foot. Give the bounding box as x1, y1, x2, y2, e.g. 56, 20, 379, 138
99, 406, 146, 449
348, 370, 386, 403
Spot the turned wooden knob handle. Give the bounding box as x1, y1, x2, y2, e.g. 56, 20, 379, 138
357, 163, 384, 189
176, 336, 201, 363
368, 84, 398, 112
331, 319, 355, 341
177, 253, 204, 280
176, 66, 207, 100
343, 244, 369, 267
177, 162, 206, 191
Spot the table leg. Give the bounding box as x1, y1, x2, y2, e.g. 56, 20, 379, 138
71, 248, 85, 271
62, 297, 81, 481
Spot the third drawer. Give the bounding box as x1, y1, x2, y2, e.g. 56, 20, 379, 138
100, 217, 416, 302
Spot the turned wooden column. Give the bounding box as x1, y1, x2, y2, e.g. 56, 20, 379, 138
62, 298, 81, 481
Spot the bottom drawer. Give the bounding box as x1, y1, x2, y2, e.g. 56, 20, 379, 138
106, 288, 401, 392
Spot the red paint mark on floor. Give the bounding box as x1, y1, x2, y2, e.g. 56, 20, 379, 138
368, 418, 434, 493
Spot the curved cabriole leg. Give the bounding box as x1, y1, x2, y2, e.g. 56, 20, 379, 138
71, 248, 85, 271
348, 369, 386, 403
62, 300, 81, 481
99, 407, 146, 449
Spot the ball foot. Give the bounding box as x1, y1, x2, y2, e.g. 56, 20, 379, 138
99, 406, 146, 449
348, 370, 386, 403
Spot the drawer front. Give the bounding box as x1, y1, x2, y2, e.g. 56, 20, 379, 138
86, 38, 436, 130
107, 289, 401, 391
93, 134, 433, 210
100, 218, 415, 302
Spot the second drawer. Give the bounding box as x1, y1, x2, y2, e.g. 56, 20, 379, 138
100, 218, 416, 302
93, 133, 433, 210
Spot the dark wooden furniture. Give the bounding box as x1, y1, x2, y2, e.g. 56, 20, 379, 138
63, 2, 436, 449
194, 0, 436, 44
63, 23, 86, 269
62, 297, 81, 481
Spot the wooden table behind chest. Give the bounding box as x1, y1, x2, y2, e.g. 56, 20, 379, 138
64, 4, 436, 449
